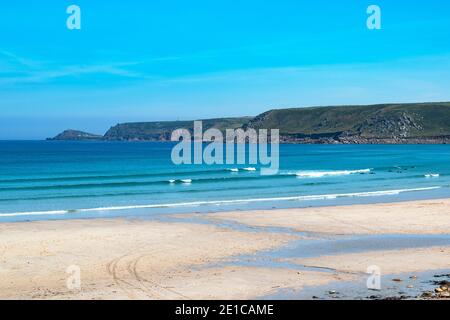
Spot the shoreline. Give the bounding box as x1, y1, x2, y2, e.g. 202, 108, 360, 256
197, 198, 450, 235
0, 199, 449, 299
1, 187, 448, 223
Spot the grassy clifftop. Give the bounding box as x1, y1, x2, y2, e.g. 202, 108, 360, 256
47, 130, 103, 141
103, 117, 252, 141
245, 102, 450, 140
50, 102, 450, 143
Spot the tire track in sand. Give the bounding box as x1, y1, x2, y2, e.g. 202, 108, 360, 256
106, 251, 191, 300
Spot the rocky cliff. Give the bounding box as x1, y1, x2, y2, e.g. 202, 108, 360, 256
49, 102, 450, 144
47, 130, 102, 141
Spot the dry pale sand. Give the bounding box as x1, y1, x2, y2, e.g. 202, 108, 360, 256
1, 199, 449, 300
158, 266, 350, 300
0, 218, 345, 300
293, 246, 450, 275
204, 199, 450, 235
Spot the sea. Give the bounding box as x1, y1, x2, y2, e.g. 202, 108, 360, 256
1, 141, 449, 222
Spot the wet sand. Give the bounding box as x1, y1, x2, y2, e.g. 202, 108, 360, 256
0, 219, 349, 300
292, 246, 450, 275
0, 219, 300, 299
1, 199, 449, 300
203, 199, 450, 235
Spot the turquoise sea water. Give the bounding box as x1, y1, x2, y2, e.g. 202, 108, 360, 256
1, 141, 449, 222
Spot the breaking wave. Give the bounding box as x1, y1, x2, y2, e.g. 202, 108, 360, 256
0, 186, 440, 218
281, 169, 372, 178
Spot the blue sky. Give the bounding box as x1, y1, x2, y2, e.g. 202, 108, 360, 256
0, 0, 449, 139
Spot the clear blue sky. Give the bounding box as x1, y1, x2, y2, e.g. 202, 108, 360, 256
1, 0, 449, 139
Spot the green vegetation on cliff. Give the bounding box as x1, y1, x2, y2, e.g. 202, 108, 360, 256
103, 117, 252, 141
49, 102, 450, 143
245, 102, 450, 139
47, 130, 102, 141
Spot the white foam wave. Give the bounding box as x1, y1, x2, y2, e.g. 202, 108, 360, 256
425, 174, 440, 178
168, 179, 192, 184
0, 186, 440, 218
295, 169, 371, 178
243, 167, 257, 171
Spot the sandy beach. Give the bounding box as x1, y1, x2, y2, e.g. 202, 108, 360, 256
1, 199, 449, 300
203, 199, 450, 235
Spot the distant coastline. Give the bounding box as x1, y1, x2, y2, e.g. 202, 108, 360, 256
48, 102, 450, 144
